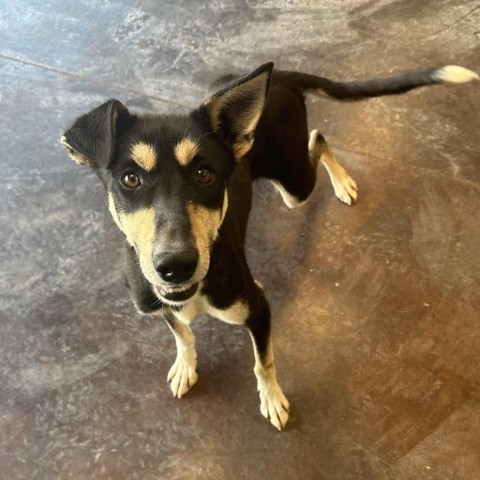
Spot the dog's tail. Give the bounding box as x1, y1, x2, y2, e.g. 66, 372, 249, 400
280, 65, 478, 101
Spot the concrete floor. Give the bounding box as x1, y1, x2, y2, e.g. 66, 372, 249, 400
1, 1, 479, 479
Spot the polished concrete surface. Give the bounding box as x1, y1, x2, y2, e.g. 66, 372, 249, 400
1, 1, 479, 479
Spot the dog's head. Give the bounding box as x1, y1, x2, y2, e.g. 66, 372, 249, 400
61, 63, 273, 305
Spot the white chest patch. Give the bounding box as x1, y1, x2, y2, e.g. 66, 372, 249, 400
172, 293, 250, 326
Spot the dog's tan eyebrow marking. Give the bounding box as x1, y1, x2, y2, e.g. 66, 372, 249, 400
174, 138, 199, 166
130, 142, 157, 171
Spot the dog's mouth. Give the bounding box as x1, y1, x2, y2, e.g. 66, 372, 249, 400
156, 283, 199, 303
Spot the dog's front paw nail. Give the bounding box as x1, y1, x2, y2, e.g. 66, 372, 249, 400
167, 359, 198, 398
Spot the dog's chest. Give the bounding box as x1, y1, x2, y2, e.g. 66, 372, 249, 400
171, 291, 250, 326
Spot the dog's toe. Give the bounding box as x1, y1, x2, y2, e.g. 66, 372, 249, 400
167, 358, 198, 398
332, 173, 358, 205
258, 383, 290, 431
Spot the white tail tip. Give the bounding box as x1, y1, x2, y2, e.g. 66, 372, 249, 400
432, 65, 479, 84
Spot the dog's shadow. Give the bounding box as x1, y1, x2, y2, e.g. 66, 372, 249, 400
243, 176, 339, 427
246, 177, 329, 321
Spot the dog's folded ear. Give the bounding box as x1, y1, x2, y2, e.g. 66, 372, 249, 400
203, 62, 273, 160
61, 99, 130, 168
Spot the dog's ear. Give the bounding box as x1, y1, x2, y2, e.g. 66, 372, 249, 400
203, 62, 273, 160
61, 99, 129, 168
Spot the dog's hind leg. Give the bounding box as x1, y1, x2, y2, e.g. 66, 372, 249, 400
252, 102, 318, 209
246, 287, 290, 430
164, 312, 198, 398
310, 129, 358, 205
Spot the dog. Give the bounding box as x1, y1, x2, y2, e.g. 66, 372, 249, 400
61, 62, 477, 430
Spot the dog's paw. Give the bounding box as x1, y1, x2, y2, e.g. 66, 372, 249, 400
331, 171, 358, 205
258, 380, 290, 431
167, 358, 198, 398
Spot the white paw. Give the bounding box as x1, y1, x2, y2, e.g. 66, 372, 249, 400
331, 172, 358, 205
167, 357, 198, 398
258, 380, 290, 431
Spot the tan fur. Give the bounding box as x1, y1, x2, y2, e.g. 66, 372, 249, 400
232, 138, 254, 159
309, 129, 358, 205
107, 193, 124, 231
108, 199, 158, 284
131, 142, 157, 171
118, 207, 155, 250
174, 138, 199, 166
187, 202, 223, 281
60, 135, 92, 166
220, 190, 229, 223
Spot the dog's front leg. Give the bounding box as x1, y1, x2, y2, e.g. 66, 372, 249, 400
164, 312, 198, 398
246, 290, 290, 430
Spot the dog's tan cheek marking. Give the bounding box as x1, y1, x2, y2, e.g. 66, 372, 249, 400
220, 190, 229, 223
120, 207, 156, 254
110, 205, 158, 285
174, 138, 199, 166
107, 193, 125, 233
187, 202, 222, 271
130, 142, 157, 171
108, 199, 156, 257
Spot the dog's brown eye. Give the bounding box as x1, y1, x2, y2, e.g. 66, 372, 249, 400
121, 172, 141, 189
195, 167, 215, 185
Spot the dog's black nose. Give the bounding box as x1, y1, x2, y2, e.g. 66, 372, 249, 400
154, 248, 199, 283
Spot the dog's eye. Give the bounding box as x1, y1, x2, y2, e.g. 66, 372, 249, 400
195, 166, 215, 185
120, 172, 141, 189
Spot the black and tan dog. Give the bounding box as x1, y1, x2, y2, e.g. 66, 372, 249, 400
61, 62, 477, 430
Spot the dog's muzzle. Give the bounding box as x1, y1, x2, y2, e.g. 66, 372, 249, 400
152, 245, 200, 303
